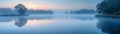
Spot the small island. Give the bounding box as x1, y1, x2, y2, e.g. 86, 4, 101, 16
0, 4, 54, 16
0, 4, 28, 16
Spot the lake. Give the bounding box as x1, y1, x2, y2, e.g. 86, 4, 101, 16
0, 14, 119, 34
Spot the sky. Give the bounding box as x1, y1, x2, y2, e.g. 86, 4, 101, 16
0, 0, 103, 10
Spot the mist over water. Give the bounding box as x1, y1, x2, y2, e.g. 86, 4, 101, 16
1, 0, 120, 34
0, 13, 105, 34
0, 12, 119, 34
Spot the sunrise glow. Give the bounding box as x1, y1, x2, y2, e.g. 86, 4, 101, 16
23, 2, 54, 10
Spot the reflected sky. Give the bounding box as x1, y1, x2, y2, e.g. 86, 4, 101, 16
0, 14, 54, 27
2, 14, 120, 34
0, 14, 105, 34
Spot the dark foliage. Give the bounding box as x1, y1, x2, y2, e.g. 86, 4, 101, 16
97, 0, 120, 15
15, 4, 27, 15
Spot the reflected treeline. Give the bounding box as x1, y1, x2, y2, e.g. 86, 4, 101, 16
70, 15, 95, 20
15, 16, 27, 27
0, 15, 53, 27
96, 17, 120, 34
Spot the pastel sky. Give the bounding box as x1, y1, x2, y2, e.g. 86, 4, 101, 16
0, 0, 103, 10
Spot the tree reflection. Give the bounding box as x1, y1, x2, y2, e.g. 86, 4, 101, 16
14, 15, 53, 27
15, 16, 27, 27
97, 17, 120, 34
0, 15, 53, 27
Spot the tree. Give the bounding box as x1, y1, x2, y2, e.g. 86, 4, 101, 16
15, 4, 27, 15
97, 0, 120, 15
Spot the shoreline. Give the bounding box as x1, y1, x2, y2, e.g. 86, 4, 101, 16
95, 14, 120, 18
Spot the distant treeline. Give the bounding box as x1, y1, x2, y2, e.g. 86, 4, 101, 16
67, 9, 97, 14
27, 9, 53, 14
0, 8, 98, 14
0, 8, 53, 14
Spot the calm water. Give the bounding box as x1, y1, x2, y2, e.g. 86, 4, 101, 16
0, 14, 119, 34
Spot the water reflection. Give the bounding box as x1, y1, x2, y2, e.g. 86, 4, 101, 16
0, 15, 53, 27
97, 17, 120, 34
15, 16, 27, 27
0, 14, 105, 34
70, 15, 95, 20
